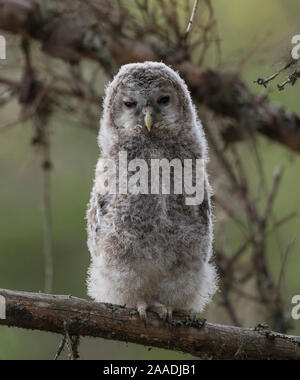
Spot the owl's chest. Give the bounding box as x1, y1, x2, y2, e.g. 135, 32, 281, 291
109, 142, 199, 223
125, 139, 195, 162
103, 193, 202, 266
100, 141, 202, 253
110, 192, 198, 244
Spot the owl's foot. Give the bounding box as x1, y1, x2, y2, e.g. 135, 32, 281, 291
137, 303, 173, 325
150, 303, 173, 323
137, 303, 148, 326
167, 307, 173, 323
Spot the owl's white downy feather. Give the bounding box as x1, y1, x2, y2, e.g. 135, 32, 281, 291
87, 62, 218, 317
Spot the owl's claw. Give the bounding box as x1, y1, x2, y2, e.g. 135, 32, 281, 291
154, 305, 168, 321
138, 303, 173, 325
162, 310, 168, 322
137, 305, 147, 325
167, 307, 173, 323
160, 307, 168, 322
150, 304, 173, 323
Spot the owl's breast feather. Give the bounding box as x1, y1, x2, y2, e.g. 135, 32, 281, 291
98, 191, 204, 267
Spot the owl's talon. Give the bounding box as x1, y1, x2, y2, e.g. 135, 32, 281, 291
160, 308, 168, 322
167, 307, 173, 323
159, 306, 168, 322
138, 306, 147, 325
149, 304, 168, 322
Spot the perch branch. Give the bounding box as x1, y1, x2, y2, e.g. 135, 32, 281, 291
0, 289, 299, 360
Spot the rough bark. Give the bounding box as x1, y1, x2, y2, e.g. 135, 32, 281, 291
0, 289, 299, 360
0, 0, 300, 152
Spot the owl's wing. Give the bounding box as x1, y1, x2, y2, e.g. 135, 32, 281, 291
87, 191, 109, 256
88, 192, 107, 226
198, 179, 211, 225
196, 175, 213, 262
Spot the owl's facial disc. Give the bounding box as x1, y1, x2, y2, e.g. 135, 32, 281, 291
119, 93, 176, 134
112, 78, 182, 136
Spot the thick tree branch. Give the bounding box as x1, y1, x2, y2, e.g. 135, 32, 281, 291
0, 289, 299, 360
1, 0, 300, 152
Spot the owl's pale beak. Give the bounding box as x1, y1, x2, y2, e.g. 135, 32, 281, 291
144, 108, 153, 133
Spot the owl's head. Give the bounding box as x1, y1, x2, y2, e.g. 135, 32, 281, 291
101, 62, 197, 140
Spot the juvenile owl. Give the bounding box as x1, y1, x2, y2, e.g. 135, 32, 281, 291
87, 62, 218, 322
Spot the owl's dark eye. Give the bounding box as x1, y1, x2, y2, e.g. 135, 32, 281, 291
158, 96, 170, 105
124, 101, 137, 108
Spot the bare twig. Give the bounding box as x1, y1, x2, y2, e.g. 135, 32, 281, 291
276, 237, 295, 300
54, 335, 66, 360
64, 321, 80, 360
278, 70, 300, 91
41, 143, 53, 294
186, 0, 200, 35
254, 59, 297, 88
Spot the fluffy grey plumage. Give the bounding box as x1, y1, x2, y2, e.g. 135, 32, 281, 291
87, 62, 218, 321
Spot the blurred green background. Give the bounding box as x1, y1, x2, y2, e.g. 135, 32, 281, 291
0, 0, 300, 359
